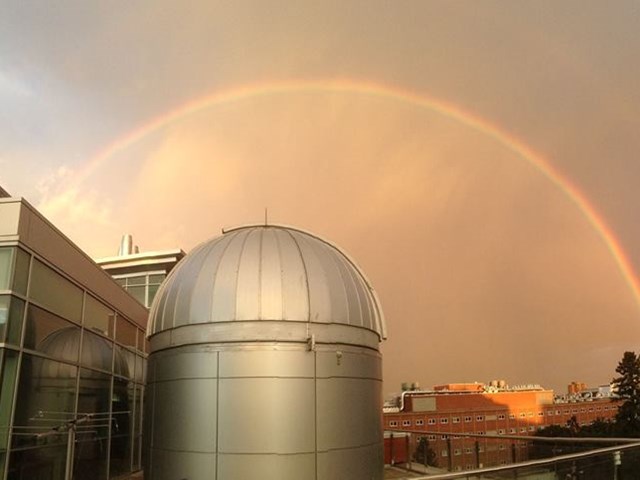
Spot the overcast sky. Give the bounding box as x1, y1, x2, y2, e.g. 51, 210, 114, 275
1, 1, 639, 394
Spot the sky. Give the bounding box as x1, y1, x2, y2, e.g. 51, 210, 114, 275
1, 1, 639, 395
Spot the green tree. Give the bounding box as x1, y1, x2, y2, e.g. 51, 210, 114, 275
612, 351, 640, 436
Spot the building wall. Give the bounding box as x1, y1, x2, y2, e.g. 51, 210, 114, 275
0, 198, 149, 480
384, 390, 620, 471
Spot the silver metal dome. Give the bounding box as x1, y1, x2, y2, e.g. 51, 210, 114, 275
148, 224, 386, 339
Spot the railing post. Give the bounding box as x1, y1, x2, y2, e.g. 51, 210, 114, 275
613, 450, 621, 480
64, 424, 75, 480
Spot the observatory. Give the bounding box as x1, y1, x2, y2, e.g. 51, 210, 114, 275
143, 225, 386, 480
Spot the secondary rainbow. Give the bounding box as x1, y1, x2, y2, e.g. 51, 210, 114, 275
72, 78, 640, 310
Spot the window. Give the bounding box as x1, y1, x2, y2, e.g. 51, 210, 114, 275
416, 419, 424, 426
85, 294, 115, 338
452, 416, 460, 423
476, 415, 484, 422
428, 435, 436, 440
498, 429, 505, 434
116, 316, 137, 348
23, 304, 80, 360
548, 410, 554, 416
519, 413, 526, 418
538, 412, 544, 416
528, 412, 534, 417
403, 420, 411, 427
478, 446, 484, 453
520, 427, 527, 433
389, 420, 398, 427
509, 428, 516, 434
0, 248, 14, 291
440, 418, 448, 424
464, 416, 472, 422
441, 450, 448, 457
509, 413, 515, 419
441, 435, 448, 439
498, 414, 506, 420
454, 449, 461, 456
0, 295, 24, 345
116, 273, 166, 308
528, 426, 535, 432
465, 448, 472, 454
499, 444, 505, 450
428, 418, 436, 425
30, 259, 83, 323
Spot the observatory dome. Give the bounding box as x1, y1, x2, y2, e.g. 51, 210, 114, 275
148, 224, 386, 339
144, 224, 386, 480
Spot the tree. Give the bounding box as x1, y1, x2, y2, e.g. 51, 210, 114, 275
612, 351, 640, 436
414, 436, 437, 467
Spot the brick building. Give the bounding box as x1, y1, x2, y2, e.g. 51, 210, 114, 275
383, 382, 620, 471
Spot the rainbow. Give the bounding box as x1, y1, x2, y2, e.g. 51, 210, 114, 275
72, 78, 640, 310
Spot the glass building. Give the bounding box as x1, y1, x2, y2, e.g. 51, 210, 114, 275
0, 195, 149, 480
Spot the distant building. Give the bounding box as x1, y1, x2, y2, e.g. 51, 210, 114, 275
0, 193, 148, 479
567, 381, 587, 395
96, 235, 185, 308
383, 381, 621, 470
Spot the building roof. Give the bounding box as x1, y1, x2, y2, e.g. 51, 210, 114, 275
148, 224, 386, 339
0, 185, 9, 198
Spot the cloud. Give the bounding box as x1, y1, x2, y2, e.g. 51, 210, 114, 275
35, 166, 116, 253
0, 70, 33, 98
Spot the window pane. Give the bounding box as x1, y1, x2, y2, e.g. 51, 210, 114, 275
12, 248, 29, 296
0, 295, 25, 346
136, 329, 144, 352
9, 354, 76, 480
118, 347, 135, 381
75, 368, 111, 480
84, 295, 115, 338
0, 296, 7, 342
0, 248, 13, 291
114, 278, 126, 287
29, 259, 82, 323
126, 275, 145, 286
110, 378, 132, 477
116, 317, 137, 348
134, 355, 144, 384
81, 330, 113, 373
24, 305, 80, 363
0, 349, 19, 449
148, 274, 165, 285
147, 284, 159, 307
126, 285, 145, 306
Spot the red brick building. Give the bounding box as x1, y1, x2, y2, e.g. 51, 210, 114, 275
383, 382, 620, 470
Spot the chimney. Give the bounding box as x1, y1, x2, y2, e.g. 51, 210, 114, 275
118, 234, 134, 256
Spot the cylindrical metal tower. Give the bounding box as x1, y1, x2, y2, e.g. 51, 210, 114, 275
143, 225, 386, 480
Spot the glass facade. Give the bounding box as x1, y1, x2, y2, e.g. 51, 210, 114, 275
115, 274, 165, 308
0, 246, 147, 480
